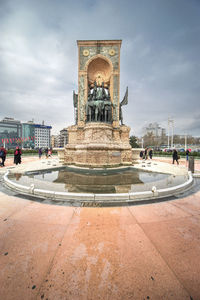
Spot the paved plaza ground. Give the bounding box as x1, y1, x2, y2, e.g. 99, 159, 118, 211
0, 155, 200, 300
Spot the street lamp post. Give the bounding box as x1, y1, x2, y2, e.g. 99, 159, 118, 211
168, 118, 174, 149
171, 119, 174, 148
185, 134, 187, 151
168, 119, 170, 149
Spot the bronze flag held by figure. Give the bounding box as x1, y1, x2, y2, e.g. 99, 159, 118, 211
119, 87, 128, 125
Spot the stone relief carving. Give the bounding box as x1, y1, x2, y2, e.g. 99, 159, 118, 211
112, 75, 119, 121
79, 75, 85, 121
80, 46, 118, 71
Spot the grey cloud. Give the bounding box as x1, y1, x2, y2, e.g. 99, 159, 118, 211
0, 0, 200, 136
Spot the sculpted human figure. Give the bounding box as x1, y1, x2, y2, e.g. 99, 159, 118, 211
107, 89, 111, 101
92, 81, 97, 101
96, 86, 103, 100
102, 82, 107, 100
87, 86, 93, 101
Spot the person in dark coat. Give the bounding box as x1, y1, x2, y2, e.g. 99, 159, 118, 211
139, 150, 144, 159
38, 148, 42, 159
0, 146, 7, 167
144, 147, 148, 160
186, 149, 189, 161
14, 146, 22, 165
149, 149, 153, 159
172, 149, 179, 165
45, 148, 48, 159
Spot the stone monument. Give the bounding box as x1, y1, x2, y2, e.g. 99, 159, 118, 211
64, 40, 132, 167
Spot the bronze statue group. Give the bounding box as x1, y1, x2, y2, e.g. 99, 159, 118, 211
86, 81, 113, 123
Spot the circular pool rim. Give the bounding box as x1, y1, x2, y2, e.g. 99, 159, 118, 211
3, 167, 194, 206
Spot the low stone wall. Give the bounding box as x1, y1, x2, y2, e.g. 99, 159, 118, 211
132, 148, 143, 162
3, 170, 194, 205
54, 148, 65, 163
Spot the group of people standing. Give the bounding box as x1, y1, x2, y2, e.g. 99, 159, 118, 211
0, 146, 54, 167
38, 148, 52, 159
139, 146, 190, 165
172, 149, 190, 165
140, 148, 153, 160
0, 146, 22, 167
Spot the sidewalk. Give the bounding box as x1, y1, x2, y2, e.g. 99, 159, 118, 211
0, 156, 200, 299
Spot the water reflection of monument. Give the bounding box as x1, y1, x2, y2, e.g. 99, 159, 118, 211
54, 168, 143, 194
65, 40, 132, 167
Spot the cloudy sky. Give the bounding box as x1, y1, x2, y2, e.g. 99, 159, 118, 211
0, 0, 200, 137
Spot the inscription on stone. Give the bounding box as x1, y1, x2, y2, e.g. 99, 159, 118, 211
112, 152, 121, 157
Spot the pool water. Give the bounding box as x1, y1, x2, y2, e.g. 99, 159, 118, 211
10, 167, 169, 194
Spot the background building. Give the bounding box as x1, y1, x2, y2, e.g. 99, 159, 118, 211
51, 129, 68, 148
34, 123, 52, 149
22, 121, 35, 149
51, 135, 58, 148
0, 117, 52, 149
0, 117, 22, 149
58, 128, 68, 147
142, 122, 167, 148
143, 122, 166, 137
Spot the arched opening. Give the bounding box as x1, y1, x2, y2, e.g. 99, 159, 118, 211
87, 57, 112, 87
86, 57, 113, 123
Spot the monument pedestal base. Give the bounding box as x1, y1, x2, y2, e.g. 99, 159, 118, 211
64, 123, 132, 168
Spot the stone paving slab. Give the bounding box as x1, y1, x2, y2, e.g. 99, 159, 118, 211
37, 210, 190, 300
0, 218, 67, 300
128, 201, 191, 223
0, 156, 200, 299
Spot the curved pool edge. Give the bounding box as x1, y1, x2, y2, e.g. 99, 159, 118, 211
3, 170, 194, 206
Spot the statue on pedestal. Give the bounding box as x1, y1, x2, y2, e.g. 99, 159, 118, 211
86, 81, 113, 123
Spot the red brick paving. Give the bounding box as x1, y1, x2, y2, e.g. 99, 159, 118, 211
0, 156, 199, 300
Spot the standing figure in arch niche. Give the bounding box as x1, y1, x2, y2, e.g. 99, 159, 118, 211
86, 80, 113, 123
101, 82, 107, 100
92, 81, 97, 101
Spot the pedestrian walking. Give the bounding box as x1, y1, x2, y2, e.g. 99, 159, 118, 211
172, 149, 179, 165
14, 146, 22, 165
186, 149, 189, 161
149, 149, 153, 159
144, 147, 148, 160
0, 146, 7, 167
45, 148, 48, 159
38, 148, 42, 159
139, 150, 144, 160
48, 148, 52, 158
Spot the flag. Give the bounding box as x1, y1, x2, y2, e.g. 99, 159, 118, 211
10, 139, 12, 143
120, 87, 128, 106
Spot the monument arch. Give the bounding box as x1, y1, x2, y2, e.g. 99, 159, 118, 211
65, 40, 132, 167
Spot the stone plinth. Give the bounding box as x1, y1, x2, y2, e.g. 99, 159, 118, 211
64, 123, 132, 167
54, 148, 65, 163
132, 148, 144, 162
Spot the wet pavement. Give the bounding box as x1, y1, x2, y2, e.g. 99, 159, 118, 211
0, 156, 200, 299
